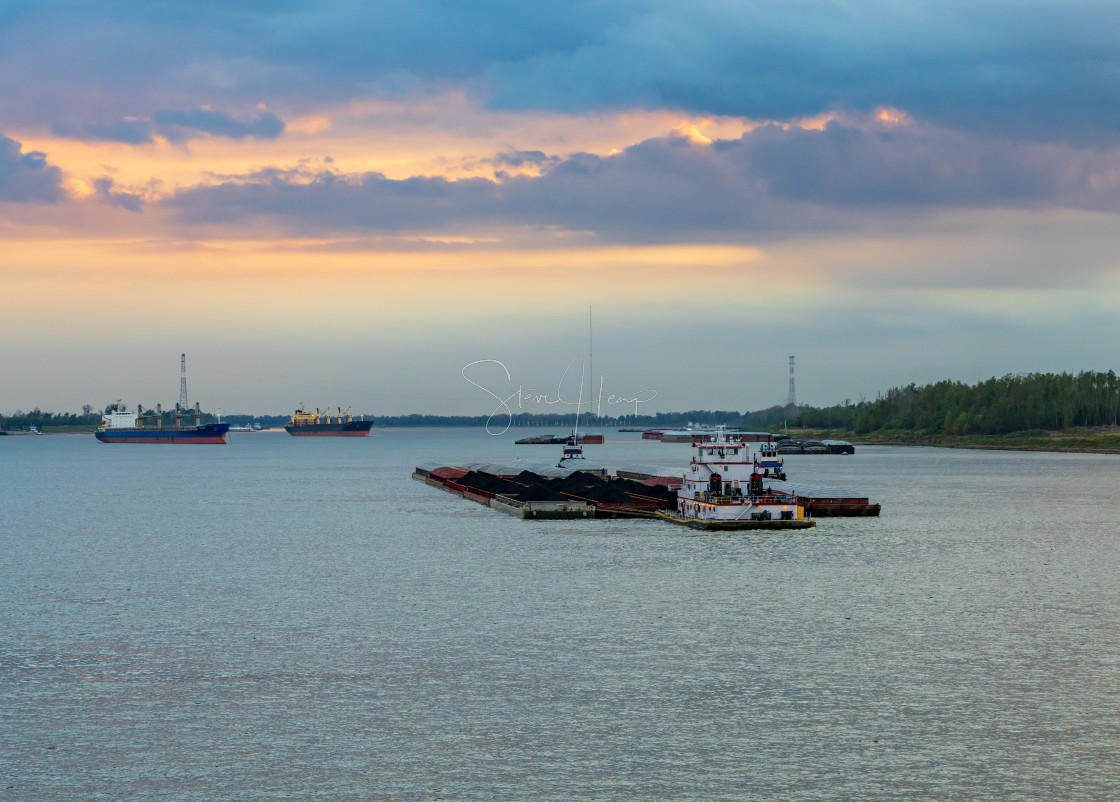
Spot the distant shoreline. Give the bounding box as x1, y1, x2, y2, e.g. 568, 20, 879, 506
16, 424, 1120, 454
837, 428, 1120, 455
852, 440, 1120, 455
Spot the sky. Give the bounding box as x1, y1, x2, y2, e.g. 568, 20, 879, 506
3, 0, 1120, 417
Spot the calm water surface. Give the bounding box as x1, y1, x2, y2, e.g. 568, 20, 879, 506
2, 429, 1118, 800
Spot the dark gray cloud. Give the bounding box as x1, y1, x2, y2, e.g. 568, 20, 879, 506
160, 120, 1120, 241
50, 119, 153, 144
151, 109, 284, 141
164, 169, 503, 232
92, 177, 144, 212
50, 109, 284, 144
491, 150, 558, 169
3, 1, 1120, 143
730, 122, 1077, 207
0, 134, 64, 203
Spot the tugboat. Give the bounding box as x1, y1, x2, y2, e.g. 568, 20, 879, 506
285, 405, 374, 437
656, 426, 814, 530
754, 441, 787, 480
557, 433, 585, 467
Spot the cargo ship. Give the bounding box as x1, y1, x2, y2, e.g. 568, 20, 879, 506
285, 405, 373, 437
95, 403, 230, 444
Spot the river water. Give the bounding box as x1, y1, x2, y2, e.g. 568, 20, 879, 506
2, 429, 1118, 800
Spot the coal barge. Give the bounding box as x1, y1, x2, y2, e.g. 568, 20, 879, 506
414, 463, 676, 520
515, 433, 605, 445
416, 428, 879, 522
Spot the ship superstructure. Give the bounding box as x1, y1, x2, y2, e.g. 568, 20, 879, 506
657, 426, 813, 530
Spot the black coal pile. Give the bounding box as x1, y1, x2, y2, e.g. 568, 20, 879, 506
456, 471, 525, 496
542, 470, 676, 507
513, 484, 567, 502
453, 468, 676, 508
544, 470, 605, 495
575, 482, 634, 503
614, 477, 677, 504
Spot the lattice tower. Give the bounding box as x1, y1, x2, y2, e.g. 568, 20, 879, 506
179, 353, 188, 409
787, 355, 797, 407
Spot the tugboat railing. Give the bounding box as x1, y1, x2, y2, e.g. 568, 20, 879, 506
693, 492, 795, 505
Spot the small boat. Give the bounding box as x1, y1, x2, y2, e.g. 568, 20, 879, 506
657, 426, 814, 530
559, 435, 584, 464
754, 442, 786, 480
228, 422, 263, 432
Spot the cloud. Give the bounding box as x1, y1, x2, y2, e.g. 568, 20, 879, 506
151, 108, 285, 141
0, 134, 64, 203
726, 121, 1079, 207
49, 119, 153, 144
482, 2, 1120, 144
92, 177, 144, 212
49, 109, 285, 144
160, 120, 1120, 241
4, 2, 1120, 143
163, 169, 503, 233
491, 150, 559, 169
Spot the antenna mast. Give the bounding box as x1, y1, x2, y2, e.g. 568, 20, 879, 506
787, 355, 797, 407
179, 353, 189, 409
573, 361, 585, 437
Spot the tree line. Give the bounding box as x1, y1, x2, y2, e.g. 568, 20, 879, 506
1, 405, 102, 431
8, 372, 1117, 434
791, 371, 1120, 435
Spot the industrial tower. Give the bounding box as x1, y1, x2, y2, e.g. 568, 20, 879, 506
179, 353, 188, 409
787, 355, 797, 407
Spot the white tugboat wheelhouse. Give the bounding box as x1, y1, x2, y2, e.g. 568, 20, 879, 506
658, 426, 814, 530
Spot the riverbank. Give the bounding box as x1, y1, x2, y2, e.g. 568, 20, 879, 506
789, 426, 1120, 454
